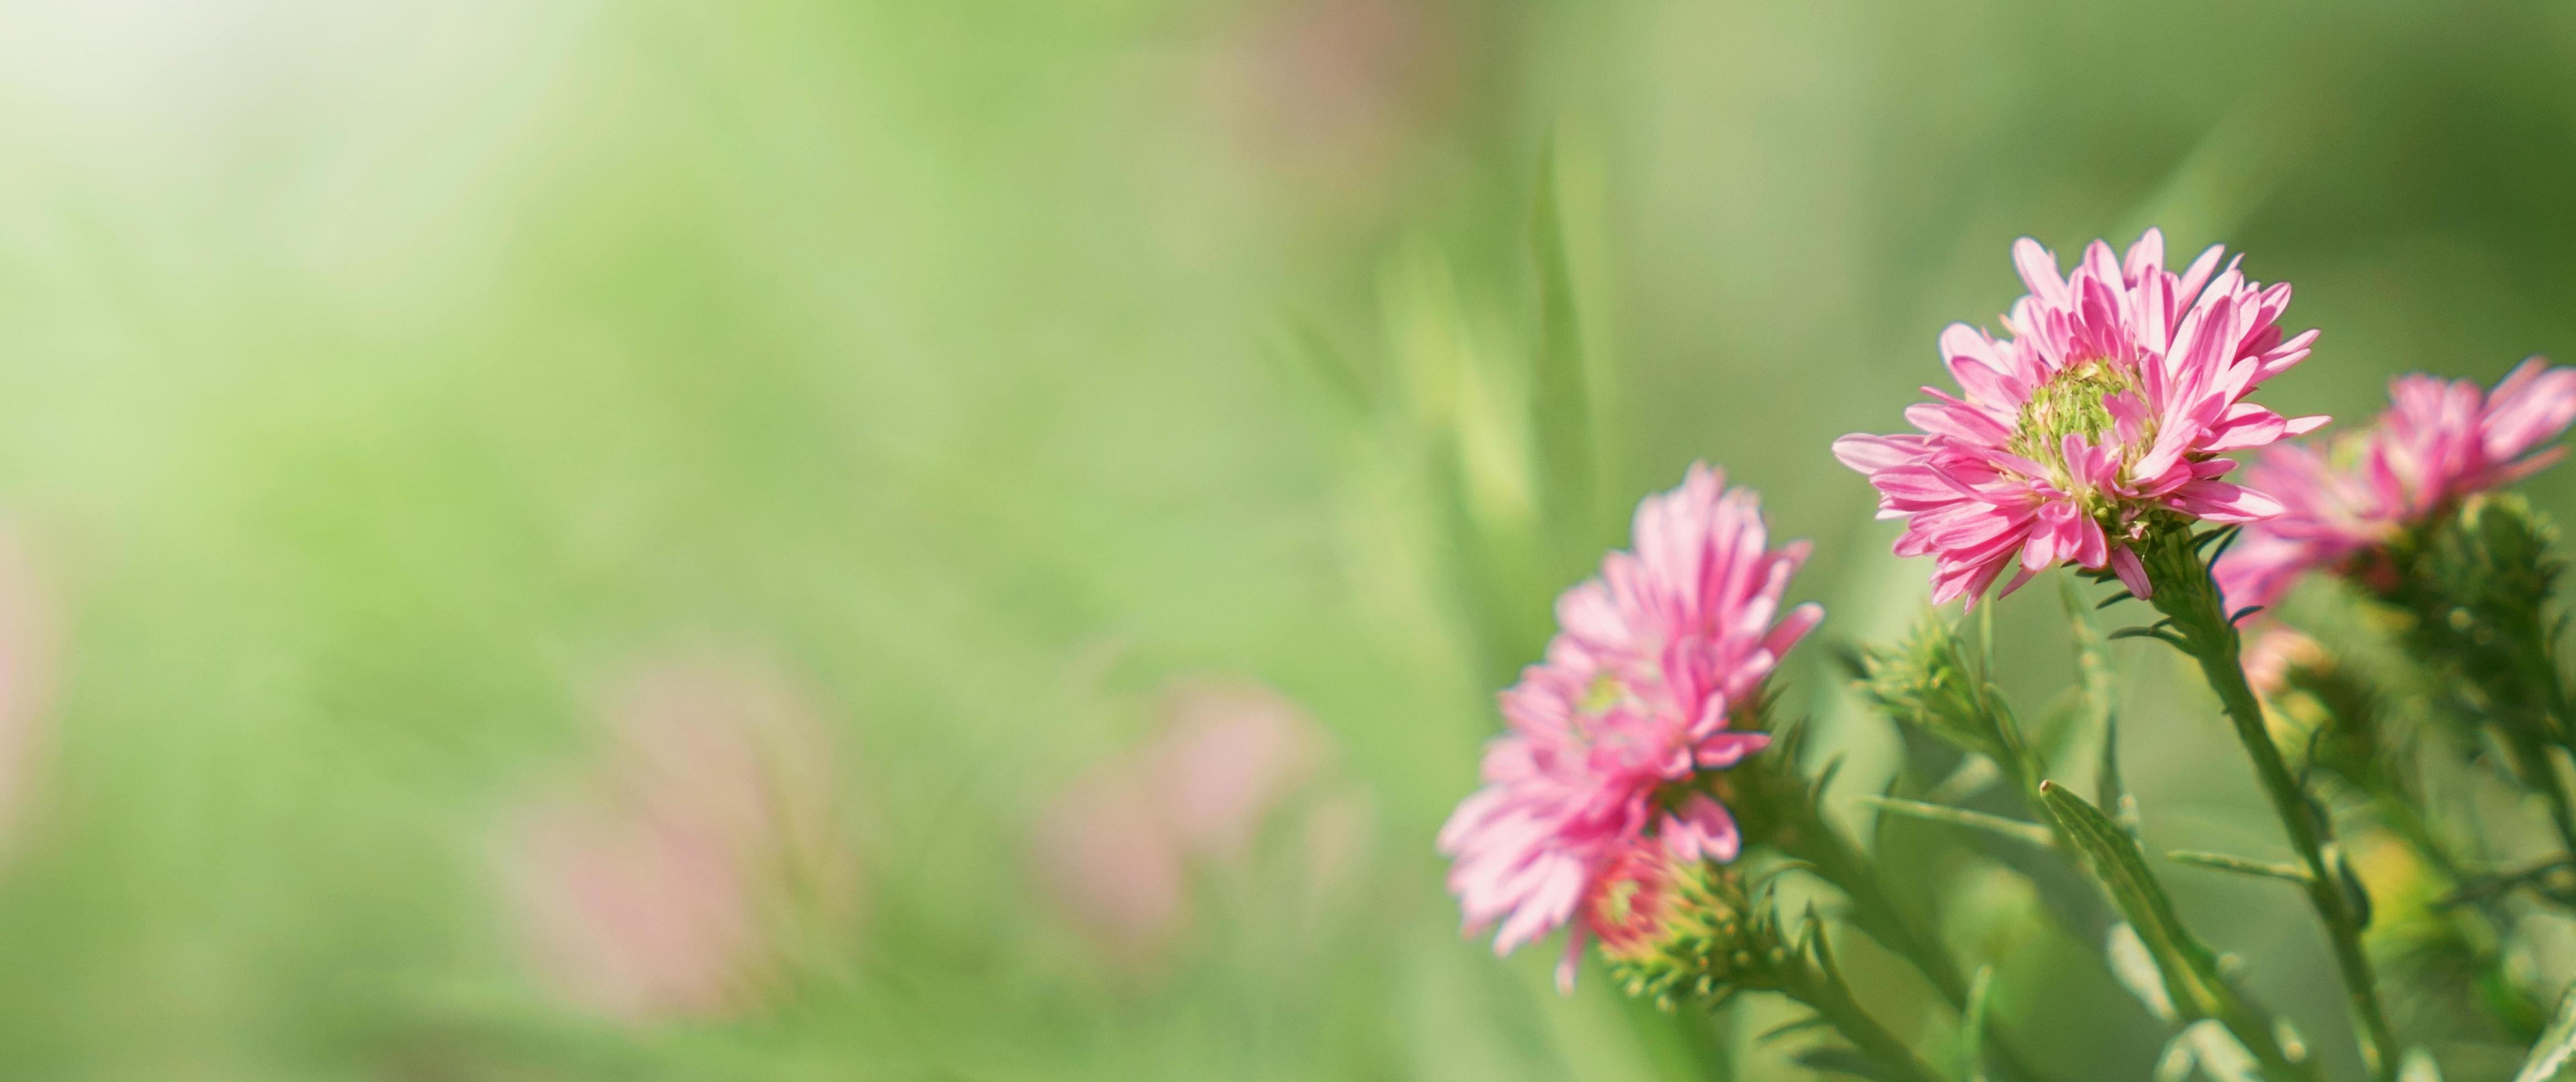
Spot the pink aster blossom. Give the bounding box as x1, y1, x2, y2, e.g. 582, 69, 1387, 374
1835, 229, 2327, 605
1436, 463, 1818, 991
1032, 678, 1348, 967
2243, 626, 2328, 699
2217, 358, 2576, 612
0, 522, 59, 848
500, 646, 862, 1023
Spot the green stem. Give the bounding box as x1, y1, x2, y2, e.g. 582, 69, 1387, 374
1781, 793, 2058, 1082
2368, 786, 2543, 1037
2142, 523, 2400, 1082
1783, 947, 1948, 1082
1995, 671, 2314, 1082
2510, 729, 2576, 871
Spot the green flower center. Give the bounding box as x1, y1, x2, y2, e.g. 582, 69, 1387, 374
1596, 877, 1645, 929
2007, 360, 2151, 508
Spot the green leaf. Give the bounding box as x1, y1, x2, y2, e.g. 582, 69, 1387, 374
1856, 795, 2056, 848
2061, 574, 2139, 837
1959, 966, 1995, 1082
1527, 136, 1597, 546
2514, 986, 2576, 1082
2166, 850, 2315, 886
2183, 1020, 2268, 1082
1800, 1046, 1909, 1082
1263, 317, 1373, 421
2037, 781, 2229, 1021
2400, 1048, 2445, 1082
2153, 1032, 2197, 1082
2108, 923, 2180, 1025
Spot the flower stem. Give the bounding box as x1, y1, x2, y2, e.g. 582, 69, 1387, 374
1765, 777, 2060, 1082
2386, 494, 2576, 875
1782, 939, 1948, 1082
2140, 522, 2400, 1082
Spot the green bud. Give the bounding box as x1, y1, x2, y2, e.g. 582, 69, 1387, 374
1853, 613, 2011, 762
1584, 842, 1788, 1009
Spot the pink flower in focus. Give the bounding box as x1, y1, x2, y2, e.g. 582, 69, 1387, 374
2218, 358, 2576, 612
1835, 230, 2326, 605
501, 647, 861, 1023
1437, 463, 1819, 991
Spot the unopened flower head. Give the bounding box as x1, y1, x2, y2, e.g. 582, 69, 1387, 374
1582, 839, 1786, 1007
1437, 463, 1818, 991
2218, 358, 2576, 612
1836, 230, 2325, 605
2243, 626, 2329, 700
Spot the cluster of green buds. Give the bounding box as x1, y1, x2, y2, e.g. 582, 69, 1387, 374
1851, 613, 2020, 769
1581, 839, 1947, 1082
2244, 628, 2386, 787
2380, 494, 2568, 742
1582, 841, 1790, 1009
2375, 494, 2576, 868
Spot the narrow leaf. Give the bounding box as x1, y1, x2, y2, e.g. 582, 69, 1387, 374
1857, 795, 2056, 848
2060, 574, 2134, 835
2185, 1020, 2268, 1082
1527, 138, 1596, 539
1960, 966, 1995, 1082
2400, 1049, 2445, 1082
2153, 1033, 2197, 1082
2167, 850, 2315, 885
2037, 781, 2229, 1021
1266, 317, 1373, 420
2108, 923, 2179, 1025
2514, 986, 2576, 1082
1762, 1014, 1839, 1043
1800, 1045, 1908, 1082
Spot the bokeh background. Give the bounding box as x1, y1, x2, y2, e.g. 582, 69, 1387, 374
1, 0, 2574, 1078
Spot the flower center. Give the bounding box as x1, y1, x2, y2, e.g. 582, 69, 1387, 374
2008, 360, 2150, 503
1594, 877, 1646, 929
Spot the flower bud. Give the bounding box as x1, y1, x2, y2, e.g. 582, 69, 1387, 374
1581, 840, 1787, 1008
1853, 614, 2009, 763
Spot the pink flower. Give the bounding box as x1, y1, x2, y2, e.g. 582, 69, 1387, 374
2217, 358, 2576, 612
0, 522, 59, 847
500, 646, 861, 1023
1436, 463, 1818, 991
1148, 679, 1326, 862
1579, 837, 1693, 964
1032, 763, 1192, 961
2242, 627, 2328, 698
1032, 678, 1339, 966
1835, 230, 2326, 606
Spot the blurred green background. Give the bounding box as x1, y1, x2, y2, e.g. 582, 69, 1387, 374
1, 1, 2574, 1078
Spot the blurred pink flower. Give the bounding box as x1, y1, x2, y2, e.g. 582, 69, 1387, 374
1147, 679, 1323, 861
0, 523, 57, 844
1579, 837, 1692, 964
1031, 760, 1191, 960
1216, 0, 1454, 197
2218, 358, 2576, 612
1032, 678, 1347, 963
1437, 464, 1818, 991
1836, 230, 2325, 605
2243, 626, 2328, 698
501, 647, 859, 1023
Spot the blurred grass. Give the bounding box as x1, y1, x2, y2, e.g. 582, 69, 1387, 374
0, 0, 2568, 1078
